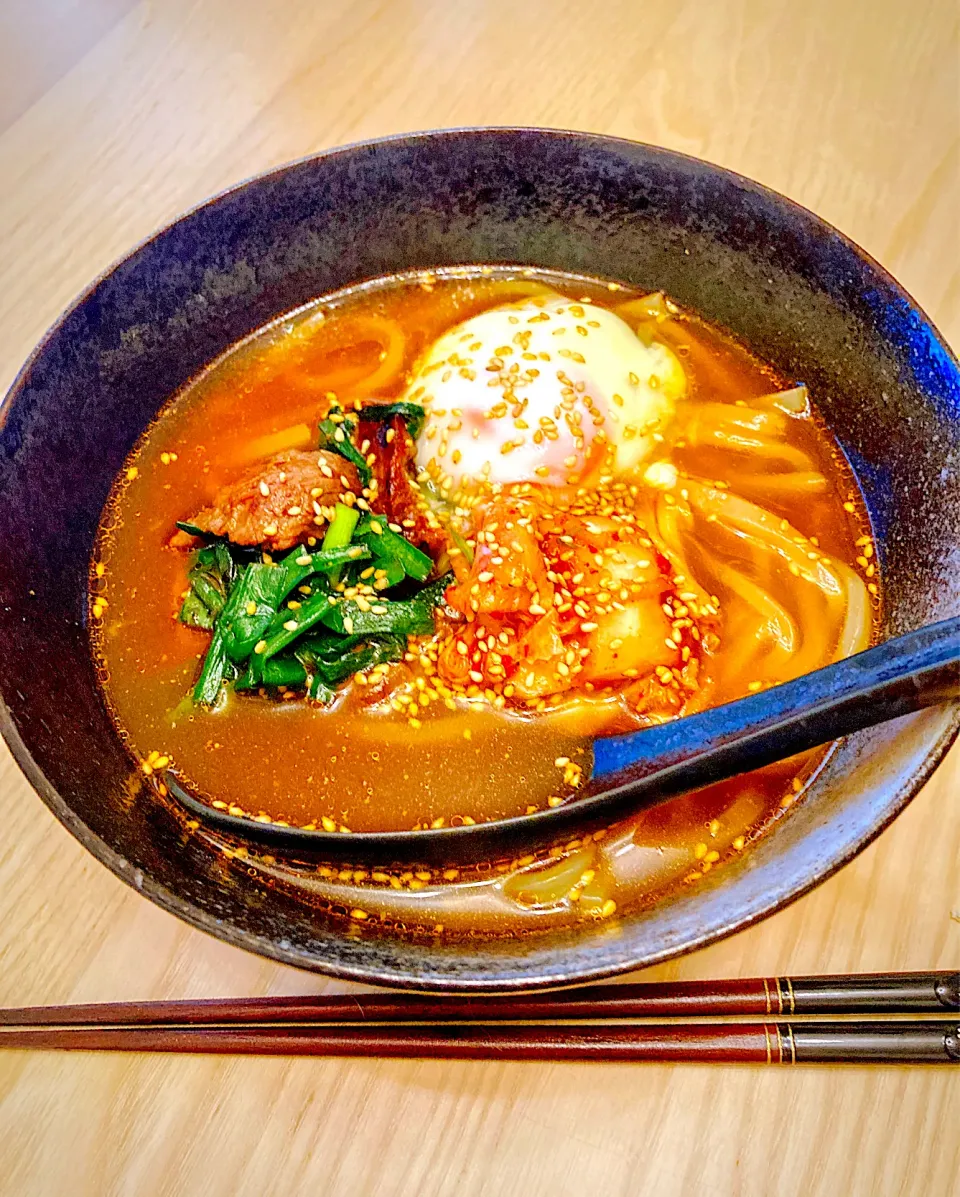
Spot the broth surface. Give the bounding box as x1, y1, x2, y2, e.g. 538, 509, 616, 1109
93, 267, 878, 932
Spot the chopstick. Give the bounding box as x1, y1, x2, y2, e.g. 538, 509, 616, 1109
1, 1021, 958, 1064
1, 972, 956, 1064
2, 970, 956, 1027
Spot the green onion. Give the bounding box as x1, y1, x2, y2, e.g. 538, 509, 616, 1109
175, 519, 209, 538
296, 634, 406, 685
220, 564, 297, 661
193, 627, 230, 704
186, 495, 449, 703
355, 515, 432, 581
449, 525, 475, 566
318, 596, 435, 638
326, 636, 404, 682
235, 655, 307, 691
219, 543, 371, 661
249, 587, 344, 677
319, 572, 453, 638
322, 503, 361, 587
192, 573, 253, 704
377, 559, 406, 589
322, 503, 360, 551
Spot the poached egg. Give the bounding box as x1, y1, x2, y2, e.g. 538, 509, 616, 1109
406, 294, 685, 492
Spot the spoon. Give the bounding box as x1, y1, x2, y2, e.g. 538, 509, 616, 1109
166, 614, 960, 866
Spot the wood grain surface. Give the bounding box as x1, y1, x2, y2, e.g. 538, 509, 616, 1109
0, 2, 958, 1194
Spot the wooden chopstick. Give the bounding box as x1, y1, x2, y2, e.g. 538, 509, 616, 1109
2, 971, 956, 1028
2, 1020, 958, 1064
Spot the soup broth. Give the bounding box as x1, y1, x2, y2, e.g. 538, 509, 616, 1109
92, 267, 878, 932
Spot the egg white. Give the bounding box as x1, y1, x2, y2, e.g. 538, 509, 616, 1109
406, 294, 685, 491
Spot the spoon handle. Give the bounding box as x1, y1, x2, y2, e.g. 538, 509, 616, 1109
591, 615, 960, 803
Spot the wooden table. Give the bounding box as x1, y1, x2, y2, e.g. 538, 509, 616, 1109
0, 2, 957, 1193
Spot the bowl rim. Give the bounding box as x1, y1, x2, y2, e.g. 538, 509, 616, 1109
2, 125, 959, 991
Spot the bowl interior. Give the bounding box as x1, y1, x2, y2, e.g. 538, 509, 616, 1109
1, 129, 958, 989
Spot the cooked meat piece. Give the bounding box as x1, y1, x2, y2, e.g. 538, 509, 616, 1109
185, 450, 360, 551
361, 415, 452, 560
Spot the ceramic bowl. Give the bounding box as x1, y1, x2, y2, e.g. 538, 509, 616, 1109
1, 129, 957, 989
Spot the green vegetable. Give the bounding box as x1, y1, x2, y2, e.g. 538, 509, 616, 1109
322, 504, 360, 551
317, 407, 371, 486
320, 504, 362, 587
217, 544, 371, 662
249, 570, 451, 680
307, 676, 337, 704
235, 655, 307, 691
220, 564, 297, 661
179, 589, 215, 631
192, 571, 251, 704
175, 519, 210, 538
377, 559, 406, 589
193, 629, 231, 704
359, 401, 426, 442
318, 595, 434, 638
355, 515, 432, 582
318, 572, 452, 637
178, 542, 238, 630
248, 587, 344, 675
185, 486, 449, 702
296, 633, 406, 685
449, 525, 475, 566
288, 542, 371, 578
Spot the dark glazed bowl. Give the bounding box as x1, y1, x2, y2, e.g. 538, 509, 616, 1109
1, 129, 958, 990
